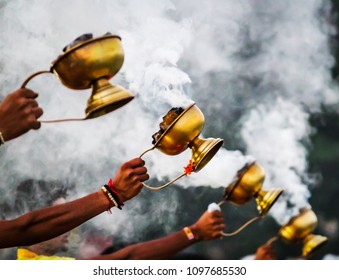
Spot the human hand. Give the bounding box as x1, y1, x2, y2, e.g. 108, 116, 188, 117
0, 88, 43, 141
112, 158, 149, 202
190, 210, 225, 241
255, 243, 277, 260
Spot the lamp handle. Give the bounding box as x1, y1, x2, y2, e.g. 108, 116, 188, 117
21, 70, 52, 89
142, 173, 186, 191
220, 216, 260, 237
139, 147, 192, 191
21, 70, 86, 123
216, 200, 262, 237
265, 236, 279, 245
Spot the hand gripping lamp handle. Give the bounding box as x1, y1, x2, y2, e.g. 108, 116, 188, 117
21, 70, 86, 123
207, 202, 261, 237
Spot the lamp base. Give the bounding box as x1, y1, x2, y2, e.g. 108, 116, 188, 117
86, 78, 134, 119
302, 234, 328, 257
255, 188, 283, 216
189, 137, 224, 172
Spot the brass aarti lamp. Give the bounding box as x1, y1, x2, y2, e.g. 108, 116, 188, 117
140, 103, 224, 190
21, 33, 134, 122
217, 161, 283, 236
266, 208, 328, 258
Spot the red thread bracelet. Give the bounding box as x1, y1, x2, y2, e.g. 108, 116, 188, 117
106, 178, 124, 209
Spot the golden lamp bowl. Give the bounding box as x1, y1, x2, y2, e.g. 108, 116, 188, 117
154, 103, 224, 172
140, 103, 223, 191
21, 33, 134, 120
51, 34, 124, 90
279, 208, 318, 242
279, 208, 328, 257
223, 161, 283, 215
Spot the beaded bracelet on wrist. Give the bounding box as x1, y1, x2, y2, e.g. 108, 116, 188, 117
103, 184, 124, 209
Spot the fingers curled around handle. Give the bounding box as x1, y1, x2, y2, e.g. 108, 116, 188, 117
31, 107, 44, 119
21, 89, 39, 99
31, 120, 41, 130
138, 173, 150, 182
127, 157, 146, 168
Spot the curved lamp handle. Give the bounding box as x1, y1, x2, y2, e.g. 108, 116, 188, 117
210, 201, 262, 237
220, 216, 260, 237
21, 70, 85, 123
139, 147, 193, 191
265, 236, 279, 245
21, 70, 52, 89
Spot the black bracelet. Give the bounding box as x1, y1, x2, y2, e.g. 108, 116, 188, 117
104, 184, 124, 210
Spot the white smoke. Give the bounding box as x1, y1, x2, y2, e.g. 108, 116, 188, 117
241, 98, 314, 224
234, 0, 338, 225
0, 0, 338, 251
170, 0, 339, 225
323, 254, 339, 259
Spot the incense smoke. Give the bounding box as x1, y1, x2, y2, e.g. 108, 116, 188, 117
0, 0, 337, 247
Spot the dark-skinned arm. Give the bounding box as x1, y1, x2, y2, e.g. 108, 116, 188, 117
0, 158, 149, 249
87, 210, 225, 260
0, 191, 109, 248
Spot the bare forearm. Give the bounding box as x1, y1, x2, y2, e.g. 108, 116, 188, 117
127, 231, 195, 260
0, 191, 110, 248
91, 230, 196, 260
87, 210, 225, 260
